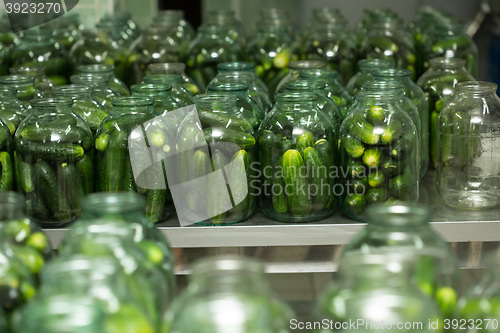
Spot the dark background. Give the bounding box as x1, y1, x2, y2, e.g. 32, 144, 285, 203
159, 0, 202, 28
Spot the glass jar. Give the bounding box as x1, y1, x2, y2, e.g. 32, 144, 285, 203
131, 83, 181, 116
0, 43, 8, 76
153, 9, 196, 43
339, 91, 419, 221
343, 204, 460, 316
457, 250, 500, 332
95, 97, 173, 223
417, 57, 475, 169
54, 84, 107, 134
314, 252, 438, 333
0, 18, 19, 49
0, 74, 44, 108
102, 12, 140, 40
58, 218, 171, 321
17, 295, 106, 333
38, 255, 157, 332
302, 7, 346, 43
426, 23, 479, 78
210, 71, 272, 114
14, 98, 93, 226
206, 82, 264, 130
345, 58, 395, 96
356, 8, 400, 48
94, 19, 135, 49
0, 86, 29, 133
303, 22, 357, 85
373, 68, 429, 176
11, 29, 70, 85
361, 81, 423, 176
186, 26, 242, 91
359, 18, 417, 80
78, 64, 130, 96
137, 26, 185, 82
283, 79, 342, 128
147, 62, 200, 95
0, 119, 13, 192
175, 94, 256, 225
0, 192, 53, 278
255, 8, 298, 40
70, 73, 119, 113
299, 68, 354, 119
437, 81, 500, 209
40, 15, 82, 52
143, 74, 194, 107
203, 9, 246, 47
218, 62, 269, 95
275, 60, 326, 95
0, 229, 37, 319
162, 256, 293, 333
258, 92, 337, 222
9, 66, 56, 97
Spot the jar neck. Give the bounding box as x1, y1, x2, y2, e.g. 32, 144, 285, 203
218, 62, 254, 73
10, 66, 46, 80
359, 59, 395, 74
194, 94, 236, 113
147, 63, 185, 76
131, 84, 173, 100
340, 260, 413, 290
216, 72, 254, 86
429, 58, 467, 71
78, 64, 114, 76
0, 75, 36, 91
144, 75, 182, 88
207, 86, 249, 100
54, 85, 93, 100
0, 192, 25, 221
71, 74, 110, 90
288, 61, 326, 75
284, 81, 326, 98
80, 193, 146, 222
0, 87, 18, 101
197, 26, 232, 39
30, 98, 74, 115
455, 81, 497, 98
111, 97, 154, 114
365, 204, 430, 230
275, 93, 318, 111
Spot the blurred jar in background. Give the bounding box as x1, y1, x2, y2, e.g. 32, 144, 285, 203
202, 9, 246, 48
10, 66, 56, 97
148, 62, 200, 95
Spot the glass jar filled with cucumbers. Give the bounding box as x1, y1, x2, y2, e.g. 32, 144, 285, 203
345, 58, 395, 96
14, 98, 93, 226
0, 119, 13, 193
148, 62, 200, 96
339, 90, 419, 220
10, 66, 56, 98
258, 92, 337, 222
0, 74, 44, 109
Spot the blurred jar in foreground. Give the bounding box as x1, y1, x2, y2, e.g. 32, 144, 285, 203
437, 81, 500, 210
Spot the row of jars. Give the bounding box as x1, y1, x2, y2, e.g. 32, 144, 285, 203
0, 55, 498, 225
1, 197, 499, 332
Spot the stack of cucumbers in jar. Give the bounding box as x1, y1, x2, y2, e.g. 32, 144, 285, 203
0, 4, 482, 226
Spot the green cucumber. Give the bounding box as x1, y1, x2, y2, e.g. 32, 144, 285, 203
348, 177, 368, 194
203, 127, 255, 150
122, 157, 136, 193
187, 149, 210, 211
228, 149, 251, 218
0, 124, 9, 148
381, 120, 404, 144
367, 105, 385, 125
314, 139, 335, 169
17, 157, 35, 193
344, 193, 366, 215
258, 130, 276, 186
369, 36, 398, 53
432, 36, 471, 54
95, 133, 109, 152
345, 113, 379, 145
390, 171, 413, 198
198, 111, 253, 134
389, 137, 413, 161
430, 110, 439, 168
296, 130, 314, 154
75, 154, 94, 194
102, 130, 128, 192
145, 190, 167, 223
13, 151, 21, 192
19, 126, 91, 144
34, 160, 71, 222
367, 170, 385, 188
0, 151, 13, 191
381, 157, 404, 177
366, 188, 388, 204
207, 149, 228, 224
20, 142, 84, 161
344, 136, 364, 158
73, 101, 108, 132
347, 160, 367, 178
57, 163, 85, 215
272, 155, 288, 214
282, 149, 311, 217
362, 149, 382, 168
303, 147, 330, 212
25, 194, 50, 220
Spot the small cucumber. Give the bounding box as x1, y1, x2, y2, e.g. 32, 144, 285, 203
102, 130, 128, 192
343, 193, 366, 216
203, 127, 256, 150
207, 149, 228, 224
366, 188, 388, 204
345, 113, 379, 145
17, 157, 35, 193
145, 190, 167, 223
367, 170, 385, 188
282, 149, 311, 217
95, 133, 110, 152
228, 149, 251, 219
34, 160, 71, 222
0, 151, 13, 191
303, 147, 330, 212
344, 136, 365, 159
381, 120, 404, 144
198, 111, 253, 133
389, 170, 413, 199
296, 130, 314, 155
20, 142, 84, 161
57, 163, 85, 216
362, 149, 382, 168
367, 105, 386, 125
389, 137, 413, 161
75, 154, 94, 194
314, 139, 335, 170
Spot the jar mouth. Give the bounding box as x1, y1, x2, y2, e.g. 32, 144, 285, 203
0, 192, 24, 209
43, 255, 117, 278
144, 74, 182, 85
456, 81, 497, 93
194, 93, 236, 107
78, 64, 114, 74
192, 255, 264, 277
147, 63, 185, 74
218, 62, 254, 72
10, 65, 46, 75
54, 84, 93, 96
131, 83, 172, 94
373, 68, 412, 79
0, 74, 35, 85
111, 96, 154, 107
300, 69, 338, 79
276, 92, 317, 102
81, 192, 145, 213
365, 204, 430, 228
288, 60, 326, 70
0, 86, 17, 95
362, 80, 404, 92
358, 59, 395, 72
217, 72, 254, 83
207, 82, 248, 92
31, 97, 73, 107
285, 79, 326, 91
356, 91, 400, 101
71, 73, 110, 84
429, 57, 466, 69
339, 251, 410, 278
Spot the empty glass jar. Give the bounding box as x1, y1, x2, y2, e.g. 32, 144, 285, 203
437, 81, 500, 209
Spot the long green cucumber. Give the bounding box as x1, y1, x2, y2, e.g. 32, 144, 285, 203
145, 190, 167, 223
75, 154, 94, 194
25, 194, 50, 220
228, 149, 250, 218
296, 130, 314, 155
17, 156, 35, 193
430, 111, 439, 168
122, 156, 136, 192
198, 111, 253, 134
207, 149, 228, 224
303, 147, 330, 212
345, 113, 380, 145
102, 130, 128, 192
282, 149, 311, 217
0, 124, 8, 148
57, 163, 85, 215
20, 142, 84, 161
272, 154, 288, 214
13, 151, 22, 192
258, 130, 276, 186
72, 101, 108, 132
34, 160, 71, 222
314, 139, 335, 170
20, 126, 90, 146
187, 149, 210, 211
432, 36, 472, 54
203, 127, 256, 150
0, 151, 13, 191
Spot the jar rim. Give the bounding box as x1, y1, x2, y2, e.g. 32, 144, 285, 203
111, 96, 154, 107
78, 64, 114, 74
194, 93, 237, 105
456, 81, 497, 93
358, 59, 395, 72
276, 91, 317, 102
0, 74, 35, 85
131, 83, 172, 93
81, 192, 146, 212
191, 255, 264, 277
218, 62, 254, 72
373, 68, 412, 79
54, 84, 93, 96
31, 97, 73, 107
365, 204, 430, 228
288, 60, 326, 70
207, 82, 249, 91
9, 65, 46, 75
144, 74, 182, 85
429, 57, 466, 68
362, 80, 405, 91
0, 85, 17, 94
285, 79, 326, 90
300, 68, 339, 78
71, 73, 110, 84
0, 191, 24, 208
